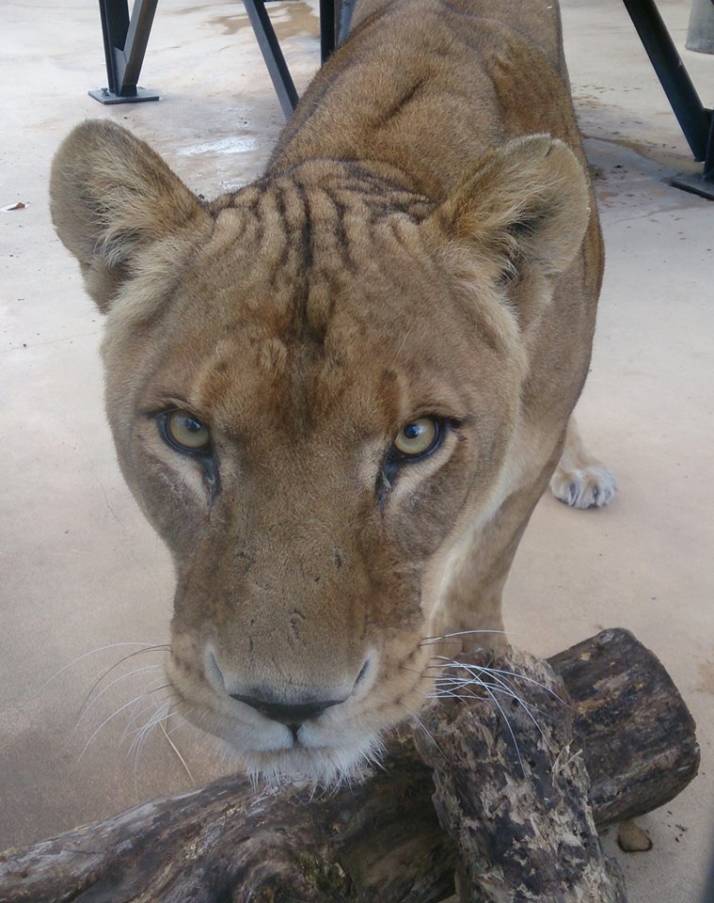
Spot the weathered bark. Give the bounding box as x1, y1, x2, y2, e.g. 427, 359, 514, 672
550, 628, 700, 827
416, 647, 627, 902
0, 629, 699, 903
0, 735, 450, 903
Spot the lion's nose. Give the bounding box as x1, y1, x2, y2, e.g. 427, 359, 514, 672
230, 693, 345, 726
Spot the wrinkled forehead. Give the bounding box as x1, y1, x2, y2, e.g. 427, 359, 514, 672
152, 290, 464, 445
140, 186, 482, 438
184, 324, 399, 436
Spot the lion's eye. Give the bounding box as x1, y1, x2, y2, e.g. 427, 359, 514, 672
393, 417, 442, 459
161, 411, 211, 453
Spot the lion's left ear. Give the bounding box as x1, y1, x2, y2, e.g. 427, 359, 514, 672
427, 134, 591, 279
50, 120, 211, 312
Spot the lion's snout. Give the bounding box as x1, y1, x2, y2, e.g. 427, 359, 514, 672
228, 693, 345, 729
202, 638, 374, 730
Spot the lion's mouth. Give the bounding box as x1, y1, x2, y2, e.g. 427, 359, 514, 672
177, 697, 381, 782
169, 671, 365, 757
165, 640, 434, 781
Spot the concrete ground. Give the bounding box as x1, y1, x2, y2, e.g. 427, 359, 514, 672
1, 0, 712, 898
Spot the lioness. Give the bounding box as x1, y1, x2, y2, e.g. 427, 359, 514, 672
50, 0, 616, 781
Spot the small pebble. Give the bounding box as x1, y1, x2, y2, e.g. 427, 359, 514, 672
617, 819, 653, 853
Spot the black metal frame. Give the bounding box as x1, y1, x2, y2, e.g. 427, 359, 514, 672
320, 0, 337, 62
242, 0, 299, 118
622, 0, 714, 198
89, 0, 339, 115
241, 0, 338, 118
90, 0, 159, 103
89, 0, 714, 198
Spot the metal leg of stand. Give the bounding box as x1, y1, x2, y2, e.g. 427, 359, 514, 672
244, 0, 298, 119
622, 0, 714, 198
243, 0, 337, 118
243, 0, 299, 118
320, 0, 337, 62
90, 0, 159, 104
88, 0, 338, 119
671, 112, 714, 199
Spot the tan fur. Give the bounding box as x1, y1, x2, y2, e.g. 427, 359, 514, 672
50, 0, 612, 781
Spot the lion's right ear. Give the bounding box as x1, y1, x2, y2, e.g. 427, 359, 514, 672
50, 120, 210, 312
424, 134, 591, 283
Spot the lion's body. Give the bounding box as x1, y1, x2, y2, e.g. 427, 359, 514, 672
276, 0, 570, 187
50, 0, 611, 781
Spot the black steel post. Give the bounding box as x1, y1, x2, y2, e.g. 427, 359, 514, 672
705, 115, 714, 177
242, 0, 299, 118
622, 0, 710, 161
90, 0, 159, 104
97, 0, 130, 95
320, 0, 337, 63
122, 0, 160, 91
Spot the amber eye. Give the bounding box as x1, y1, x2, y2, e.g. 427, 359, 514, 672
393, 417, 442, 459
160, 411, 211, 454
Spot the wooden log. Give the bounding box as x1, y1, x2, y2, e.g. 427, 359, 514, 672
550, 628, 700, 827
0, 734, 451, 903
415, 647, 627, 902
0, 629, 699, 903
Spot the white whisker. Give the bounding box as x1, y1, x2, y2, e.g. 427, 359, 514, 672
4, 642, 168, 715
467, 670, 547, 741
121, 684, 172, 745
473, 665, 564, 702
121, 697, 157, 746
411, 712, 445, 759
132, 702, 167, 792
419, 628, 507, 647
431, 659, 551, 739
78, 691, 153, 761
431, 658, 562, 697
434, 675, 526, 770
122, 684, 171, 756
478, 681, 526, 775
432, 677, 547, 742
129, 695, 175, 784
129, 699, 179, 746
429, 682, 525, 706
159, 720, 195, 784
427, 655, 564, 774
74, 665, 163, 729
78, 646, 170, 715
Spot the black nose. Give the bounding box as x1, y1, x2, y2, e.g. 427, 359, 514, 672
230, 693, 344, 725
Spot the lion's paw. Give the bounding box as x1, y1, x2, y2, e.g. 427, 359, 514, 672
550, 465, 617, 510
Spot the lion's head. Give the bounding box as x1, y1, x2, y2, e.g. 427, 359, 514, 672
50, 121, 588, 781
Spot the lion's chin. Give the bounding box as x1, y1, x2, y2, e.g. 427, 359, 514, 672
180, 702, 385, 786
234, 737, 384, 787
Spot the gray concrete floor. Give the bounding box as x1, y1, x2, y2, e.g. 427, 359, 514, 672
1, 0, 712, 899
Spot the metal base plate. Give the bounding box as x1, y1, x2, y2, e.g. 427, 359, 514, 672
671, 170, 714, 200
89, 86, 160, 105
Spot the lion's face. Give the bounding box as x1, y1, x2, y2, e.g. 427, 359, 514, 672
102, 178, 522, 780
50, 123, 588, 780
